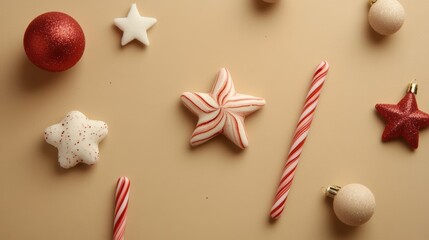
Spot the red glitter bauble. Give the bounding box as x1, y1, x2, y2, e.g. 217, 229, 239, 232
23, 12, 85, 72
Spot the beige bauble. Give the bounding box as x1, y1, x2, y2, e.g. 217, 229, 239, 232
333, 184, 376, 226
368, 0, 405, 35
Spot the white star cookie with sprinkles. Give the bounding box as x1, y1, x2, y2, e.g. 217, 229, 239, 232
44, 111, 108, 168
114, 3, 157, 46
181, 68, 266, 149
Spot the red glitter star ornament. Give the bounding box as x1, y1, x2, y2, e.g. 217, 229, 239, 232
375, 80, 429, 149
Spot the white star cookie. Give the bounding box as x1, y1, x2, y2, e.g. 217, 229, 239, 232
114, 3, 157, 46
44, 111, 108, 168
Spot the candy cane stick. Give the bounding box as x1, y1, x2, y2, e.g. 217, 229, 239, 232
270, 61, 329, 220
113, 177, 130, 240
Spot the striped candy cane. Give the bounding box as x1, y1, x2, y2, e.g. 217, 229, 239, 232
113, 177, 130, 240
270, 61, 329, 220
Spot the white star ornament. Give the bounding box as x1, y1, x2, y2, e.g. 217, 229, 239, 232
114, 3, 157, 46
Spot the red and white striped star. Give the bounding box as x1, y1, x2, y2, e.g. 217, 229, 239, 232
181, 68, 266, 149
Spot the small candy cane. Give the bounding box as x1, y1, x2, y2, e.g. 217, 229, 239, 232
113, 177, 130, 240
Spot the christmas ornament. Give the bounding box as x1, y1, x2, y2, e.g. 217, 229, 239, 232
368, 0, 405, 35
44, 111, 108, 168
23, 12, 85, 72
270, 61, 329, 220
114, 3, 157, 46
113, 177, 130, 240
325, 184, 376, 226
375, 80, 429, 149
181, 68, 266, 149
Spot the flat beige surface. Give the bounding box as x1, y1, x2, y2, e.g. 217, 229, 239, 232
1, 0, 429, 239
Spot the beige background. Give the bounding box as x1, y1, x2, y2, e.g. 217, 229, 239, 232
1, 0, 429, 239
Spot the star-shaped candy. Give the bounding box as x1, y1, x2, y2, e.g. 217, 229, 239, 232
114, 3, 157, 46
44, 111, 108, 168
181, 68, 266, 149
376, 92, 429, 149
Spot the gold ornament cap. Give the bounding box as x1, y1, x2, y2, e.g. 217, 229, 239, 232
407, 79, 418, 95
325, 185, 341, 199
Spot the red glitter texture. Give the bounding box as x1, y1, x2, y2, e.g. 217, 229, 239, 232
376, 92, 429, 149
23, 12, 85, 72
